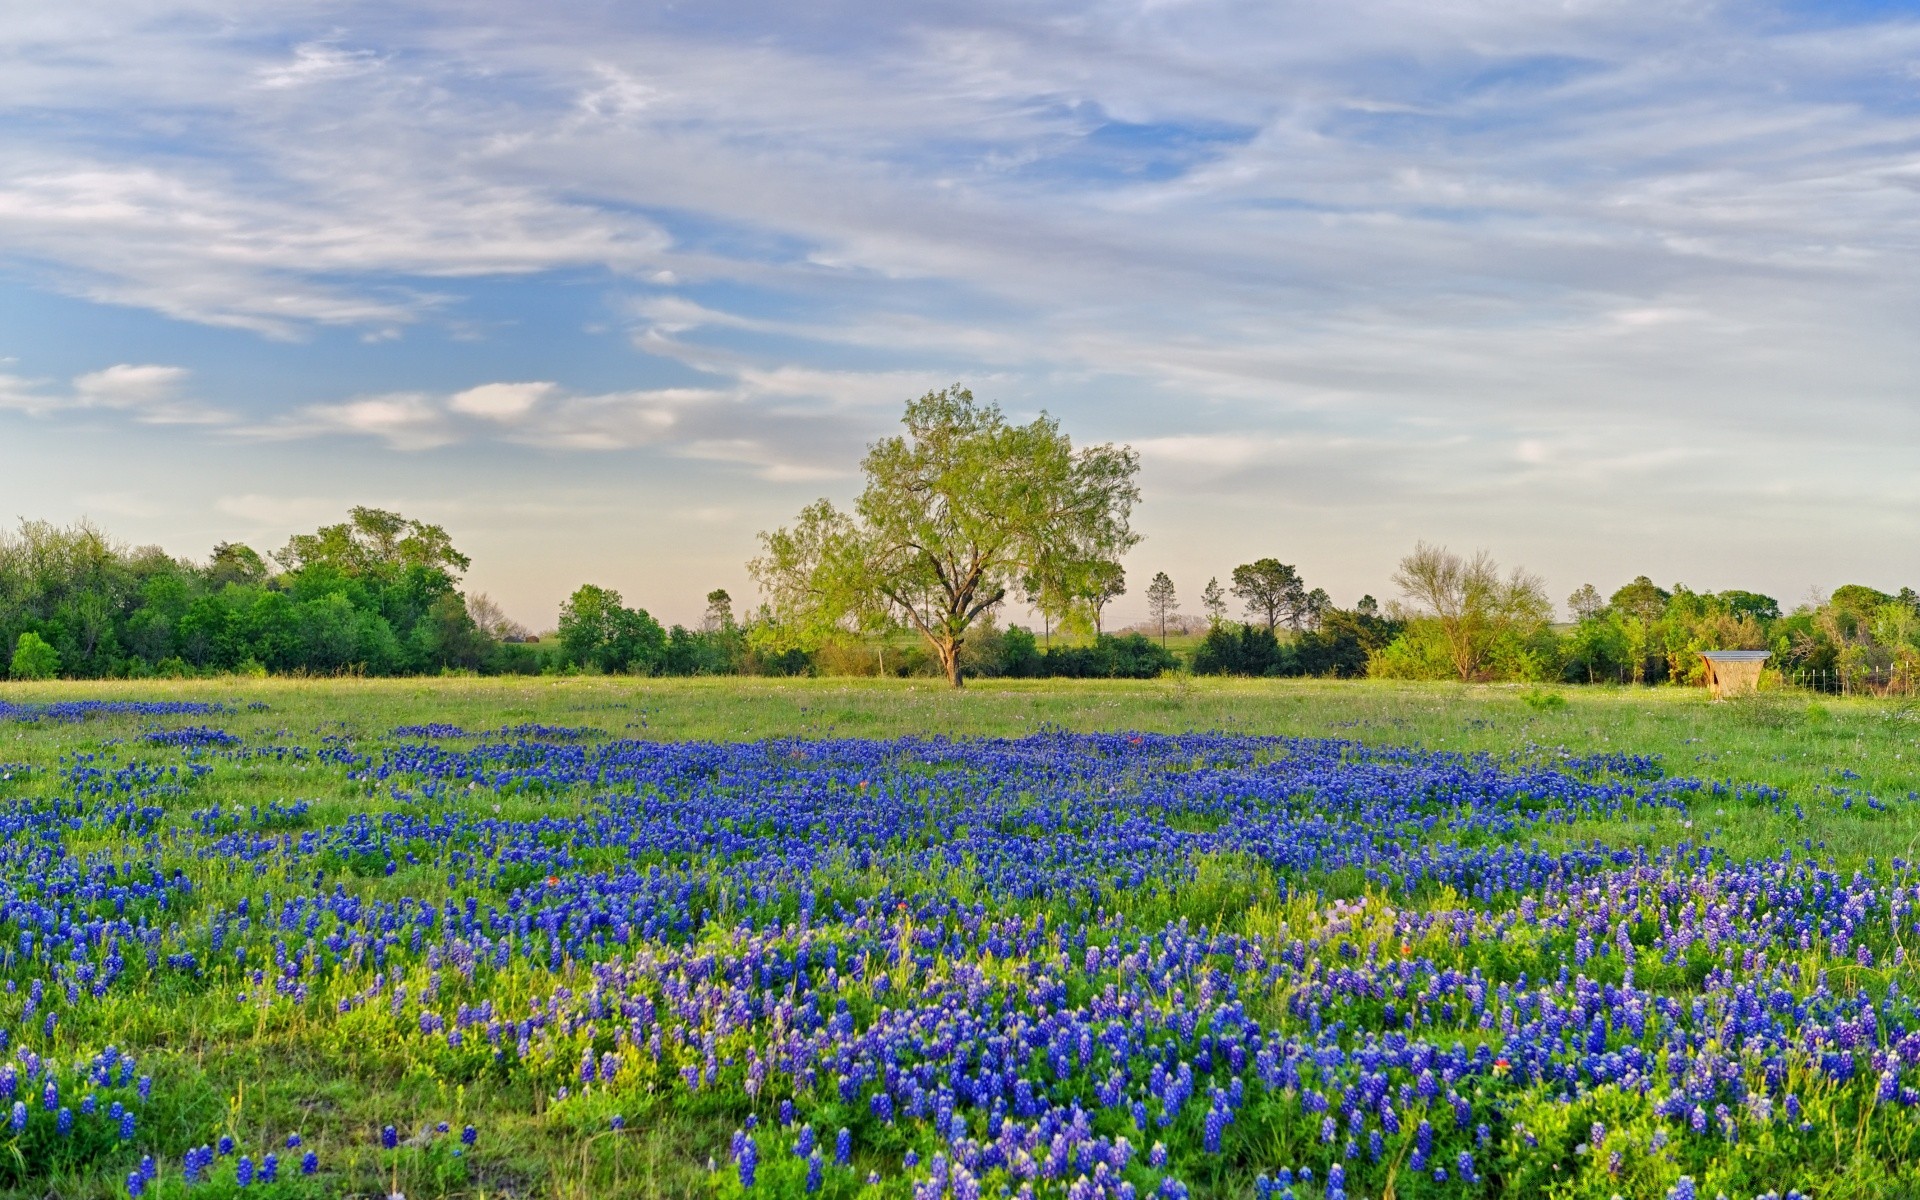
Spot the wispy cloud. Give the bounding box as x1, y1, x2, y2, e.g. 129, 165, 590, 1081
239, 370, 879, 481
0, 364, 229, 424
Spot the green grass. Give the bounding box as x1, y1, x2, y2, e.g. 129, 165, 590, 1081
1, 676, 1917, 1199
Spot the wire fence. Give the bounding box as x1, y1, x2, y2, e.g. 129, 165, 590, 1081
1777, 667, 1914, 697
1598, 665, 1916, 696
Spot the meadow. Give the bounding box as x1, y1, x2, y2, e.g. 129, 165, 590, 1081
0, 676, 1916, 1200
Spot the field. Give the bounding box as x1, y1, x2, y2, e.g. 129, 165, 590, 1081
0, 677, 1917, 1200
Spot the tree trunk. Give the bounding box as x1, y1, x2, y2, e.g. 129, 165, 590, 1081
937, 639, 964, 688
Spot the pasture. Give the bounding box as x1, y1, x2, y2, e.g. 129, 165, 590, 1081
0, 677, 1915, 1200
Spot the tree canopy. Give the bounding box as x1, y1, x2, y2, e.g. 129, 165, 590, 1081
1230, 558, 1310, 633
751, 386, 1140, 687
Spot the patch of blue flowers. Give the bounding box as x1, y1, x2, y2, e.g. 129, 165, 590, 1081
0, 724, 1904, 1198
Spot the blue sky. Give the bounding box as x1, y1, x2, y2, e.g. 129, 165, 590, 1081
3, 0, 1919, 627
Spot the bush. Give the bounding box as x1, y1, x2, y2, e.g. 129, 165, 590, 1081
1040, 633, 1177, 679
9, 630, 59, 680
1191, 623, 1289, 676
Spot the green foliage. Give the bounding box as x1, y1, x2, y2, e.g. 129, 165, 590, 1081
1192, 622, 1288, 676
0, 510, 516, 680
751, 385, 1141, 687
9, 630, 59, 680
1386, 543, 1553, 682
961, 624, 1172, 679
556, 585, 667, 674
1229, 558, 1308, 633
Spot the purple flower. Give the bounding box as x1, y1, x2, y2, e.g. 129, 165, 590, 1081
737, 1133, 759, 1189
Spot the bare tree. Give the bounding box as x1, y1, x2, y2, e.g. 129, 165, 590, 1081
1146, 571, 1179, 647
466, 592, 530, 641
1391, 542, 1551, 681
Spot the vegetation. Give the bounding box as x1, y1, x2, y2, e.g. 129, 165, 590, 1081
0, 675, 1916, 1200
3, 385, 1914, 694
750, 386, 1141, 687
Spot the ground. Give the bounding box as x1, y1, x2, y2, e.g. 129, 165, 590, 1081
0, 678, 1914, 1200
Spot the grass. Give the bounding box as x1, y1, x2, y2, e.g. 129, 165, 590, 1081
0, 675, 1916, 1199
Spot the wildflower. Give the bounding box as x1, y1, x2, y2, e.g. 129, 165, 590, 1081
737, 1133, 759, 1189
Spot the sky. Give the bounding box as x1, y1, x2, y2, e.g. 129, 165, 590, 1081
3, 0, 1918, 629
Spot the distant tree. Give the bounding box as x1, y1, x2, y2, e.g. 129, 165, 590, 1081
275, 507, 471, 581
1020, 571, 1066, 647
557, 584, 666, 674
1230, 558, 1309, 633
1201, 577, 1228, 625
1355, 594, 1379, 616
1715, 589, 1780, 623
1829, 584, 1894, 619
1609, 576, 1671, 626
466, 593, 530, 641
1084, 561, 1126, 635
751, 386, 1140, 687
1391, 542, 1552, 682
207, 542, 268, 589
1567, 583, 1606, 622
1146, 572, 1179, 647
418, 592, 490, 670
702, 589, 735, 632
1303, 587, 1331, 631
9, 631, 59, 680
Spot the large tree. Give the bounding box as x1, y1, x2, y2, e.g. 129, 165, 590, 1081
751, 386, 1140, 687
1391, 542, 1551, 681
275, 507, 470, 582
1230, 558, 1310, 633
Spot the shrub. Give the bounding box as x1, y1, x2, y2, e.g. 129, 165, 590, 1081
9, 631, 59, 680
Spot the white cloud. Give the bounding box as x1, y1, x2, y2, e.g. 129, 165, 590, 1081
448, 381, 556, 422
0, 363, 228, 424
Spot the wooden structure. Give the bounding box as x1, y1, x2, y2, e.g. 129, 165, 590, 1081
1699, 650, 1770, 699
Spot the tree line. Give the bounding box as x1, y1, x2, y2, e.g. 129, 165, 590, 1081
7, 386, 1914, 690
0, 508, 754, 682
